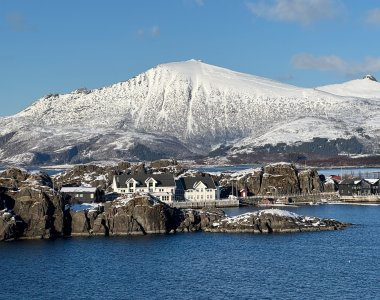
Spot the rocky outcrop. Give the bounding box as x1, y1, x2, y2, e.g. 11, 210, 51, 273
0, 167, 348, 241
244, 169, 263, 195
66, 196, 183, 236
150, 159, 177, 169
176, 208, 225, 232
206, 209, 348, 233
260, 163, 300, 195
298, 169, 322, 194
220, 163, 324, 196
0, 169, 64, 241
53, 162, 131, 191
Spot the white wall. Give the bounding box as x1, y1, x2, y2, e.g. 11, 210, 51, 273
184, 182, 216, 201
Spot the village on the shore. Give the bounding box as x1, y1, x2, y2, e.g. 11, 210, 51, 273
1, 160, 356, 241
53, 160, 380, 209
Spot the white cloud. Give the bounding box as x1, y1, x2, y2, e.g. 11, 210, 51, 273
292, 54, 380, 76
366, 8, 380, 25
136, 26, 161, 38
246, 0, 344, 25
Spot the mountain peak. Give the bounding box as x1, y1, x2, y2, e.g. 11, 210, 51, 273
0, 60, 379, 165
363, 74, 377, 82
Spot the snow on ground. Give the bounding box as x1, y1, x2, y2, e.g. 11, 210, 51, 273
257, 209, 300, 218
1, 60, 379, 164
213, 208, 329, 229
233, 117, 356, 151
317, 77, 380, 99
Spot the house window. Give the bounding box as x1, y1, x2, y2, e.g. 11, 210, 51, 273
129, 188, 134, 193
201, 195, 203, 200
91, 194, 94, 199
129, 182, 134, 188
80, 194, 83, 198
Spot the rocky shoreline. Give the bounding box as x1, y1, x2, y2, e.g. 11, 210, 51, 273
0, 167, 350, 241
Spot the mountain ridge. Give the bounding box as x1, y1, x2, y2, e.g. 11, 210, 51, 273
0, 60, 379, 165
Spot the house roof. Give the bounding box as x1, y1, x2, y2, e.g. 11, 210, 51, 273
339, 179, 355, 185
61, 186, 97, 193
329, 175, 341, 183
365, 179, 379, 185
114, 173, 175, 188
179, 175, 216, 190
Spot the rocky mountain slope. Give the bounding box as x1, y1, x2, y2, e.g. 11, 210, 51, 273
0, 60, 379, 165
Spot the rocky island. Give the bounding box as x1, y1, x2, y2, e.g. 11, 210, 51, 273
0, 168, 349, 241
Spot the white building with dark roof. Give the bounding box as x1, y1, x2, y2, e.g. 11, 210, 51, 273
177, 175, 217, 201
112, 173, 175, 202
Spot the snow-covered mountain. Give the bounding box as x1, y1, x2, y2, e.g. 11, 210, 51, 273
0, 59, 379, 165
316, 75, 380, 99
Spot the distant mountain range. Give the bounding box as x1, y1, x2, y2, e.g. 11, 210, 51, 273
0, 59, 379, 165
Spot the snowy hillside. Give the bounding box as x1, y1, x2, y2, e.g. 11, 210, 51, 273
316, 75, 380, 99
0, 59, 379, 165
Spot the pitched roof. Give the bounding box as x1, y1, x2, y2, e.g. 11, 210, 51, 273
179, 175, 216, 190
61, 186, 97, 193
114, 173, 175, 188
339, 179, 355, 185
365, 179, 379, 185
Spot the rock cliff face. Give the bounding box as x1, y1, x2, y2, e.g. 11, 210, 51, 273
54, 162, 131, 191
260, 163, 300, 195
0, 169, 64, 240
0, 168, 346, 241
298, 169, 322, 193
222, 163, 323, 196
67, 197, 180, 236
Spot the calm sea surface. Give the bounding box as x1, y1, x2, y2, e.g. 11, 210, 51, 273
0, 205, 379, 300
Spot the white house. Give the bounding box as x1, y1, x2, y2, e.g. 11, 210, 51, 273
177, 175, 217, 201
112, 173, 176, 202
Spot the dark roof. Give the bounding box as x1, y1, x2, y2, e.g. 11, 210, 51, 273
339, 179, 355, 185
115, 173, 175, 188
179, 175, 216, 190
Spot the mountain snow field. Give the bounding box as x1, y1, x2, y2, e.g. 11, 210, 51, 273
0, 60, 379, 164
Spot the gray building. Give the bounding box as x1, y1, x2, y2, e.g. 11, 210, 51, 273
61, 186, 103, 204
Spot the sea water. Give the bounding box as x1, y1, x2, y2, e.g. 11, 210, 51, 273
0, 205, 379, 299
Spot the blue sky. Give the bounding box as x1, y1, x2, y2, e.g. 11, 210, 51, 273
1, 0, 380, 116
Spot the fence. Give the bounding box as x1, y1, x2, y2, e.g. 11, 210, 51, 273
240, 192, 340, 205
168, 199, 239, 209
